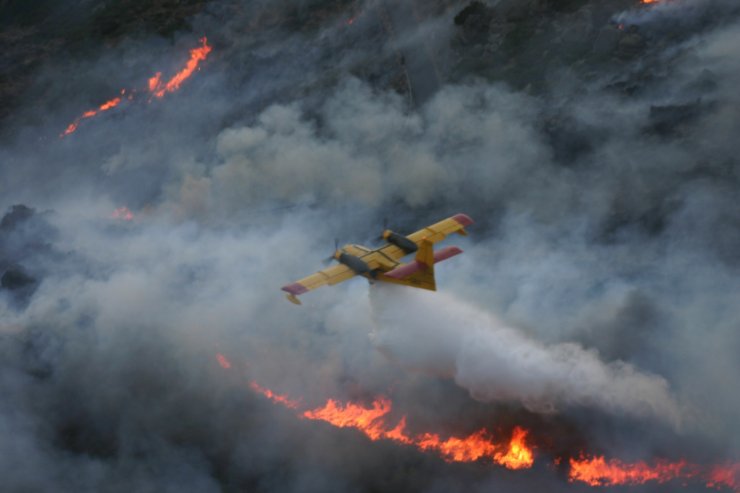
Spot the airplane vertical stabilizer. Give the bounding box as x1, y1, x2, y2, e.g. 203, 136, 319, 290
416, 239, 434, 268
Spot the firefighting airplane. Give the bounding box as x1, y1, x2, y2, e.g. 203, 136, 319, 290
281, 213, 473, 304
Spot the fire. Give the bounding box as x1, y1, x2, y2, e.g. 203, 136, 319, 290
244, 381, 739, 491
707, 464, 740, 491
494, 426, 534, 469
61, 93, 124, 136
569, 456, 740, 491
61, 37, 211, 137
149, 37, 212, 99
417, 428, 497, 463
303, 397, 397, 441
111, 206, 134, 221
249, 381, 301, 409
216, 353, 232, 369
259, 386, 534, 467
148, 72, 162, 92
569, 456, 694, 487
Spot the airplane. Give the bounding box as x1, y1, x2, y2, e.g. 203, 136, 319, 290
281, 213, 473, 304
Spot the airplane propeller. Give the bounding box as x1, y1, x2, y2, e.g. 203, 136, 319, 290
379, 217, 389, 240
322, 238, 340, 265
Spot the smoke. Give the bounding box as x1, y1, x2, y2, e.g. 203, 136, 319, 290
370, 285, 683, 425
203, 79, 544, 213
2, 0, 740, 491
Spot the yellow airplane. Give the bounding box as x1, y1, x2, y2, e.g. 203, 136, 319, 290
281, 213, 473, 304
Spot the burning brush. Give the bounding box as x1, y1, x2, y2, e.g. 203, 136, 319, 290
216, 355, 739, 491
61, 37, 212, 137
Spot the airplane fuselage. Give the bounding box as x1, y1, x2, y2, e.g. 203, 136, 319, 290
335, 244, 398, 276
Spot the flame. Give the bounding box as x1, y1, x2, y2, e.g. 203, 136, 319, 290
111, 206, 134, 221
61, 38, 211, 137
303, 397, 398, 440
274, 390, 534, 467
382, 416, 413, 445
149, 37, 212, 99
494, 426, 535, 469
148, 72, 162, 92
247, 382, 739, 490
569, 456, 694, 487
216, 353, 232, 369
61, 94, 123, 136
249, 381, 301, 409
568, 456, 740, 491
416, 428, 497, 462
707, 464, 740, 491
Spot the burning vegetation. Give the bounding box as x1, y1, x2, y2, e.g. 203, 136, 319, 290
251, 378, 535, 470
233, 353, 738, 493
61, 37, 211, 137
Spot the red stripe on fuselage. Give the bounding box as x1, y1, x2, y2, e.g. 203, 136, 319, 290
385, 246, 463, 279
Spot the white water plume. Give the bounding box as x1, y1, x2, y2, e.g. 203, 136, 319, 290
370, 285, 683, 427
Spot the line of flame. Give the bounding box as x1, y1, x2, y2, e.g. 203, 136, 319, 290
569, 456, 696, 486
61, 93, 124, 136
61, 37, 211, 137
246, 378, 533, 469
149, 37, 212, 99
569, 455, 739, 491
249, 381, 301, 409
241, 373, 738, 490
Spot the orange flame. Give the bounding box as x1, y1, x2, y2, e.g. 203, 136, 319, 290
291, 392, 533, 467
416, 428, 498, 462
61, 38, 211, 137
567, 455, 739, 491
494, 426, 535, 469
61, 94, 123, 136
248, 382, 739, 490
216, 353, 232, 369
150, 37, 212, 99
148, 72, 163, 92
569, 456, 694, 487
303, 397, 397, 440
249, 381, 301, 409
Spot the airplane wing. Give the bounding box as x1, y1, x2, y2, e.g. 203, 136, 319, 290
406, 213, 473, 243
281, 264, 357, 304
375, 213, 473, 261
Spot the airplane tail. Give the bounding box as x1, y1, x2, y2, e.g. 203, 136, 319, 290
381, 240, 463, 291
416, 238, 434, 269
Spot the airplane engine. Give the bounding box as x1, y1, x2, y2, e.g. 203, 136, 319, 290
338, 253, 370, 275
382, 230, 418, 253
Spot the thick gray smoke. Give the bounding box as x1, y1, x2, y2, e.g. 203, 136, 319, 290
2, 0, 740, 491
